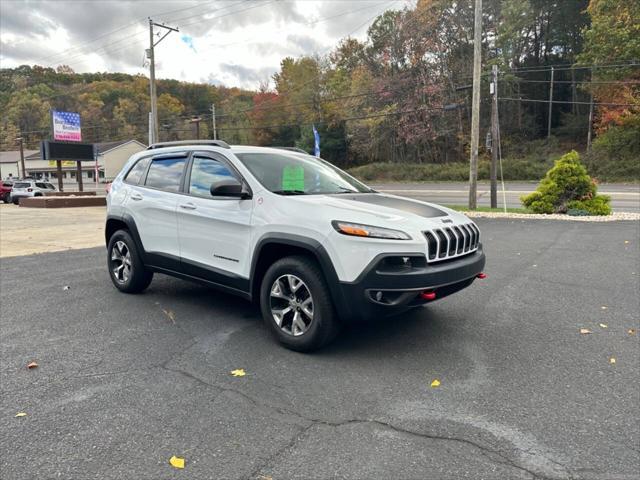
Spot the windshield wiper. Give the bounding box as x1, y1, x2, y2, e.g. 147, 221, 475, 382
272, 190, 307, 195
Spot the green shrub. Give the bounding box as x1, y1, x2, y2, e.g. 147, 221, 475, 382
521, 150, 611, 215
567, 195, 612, 216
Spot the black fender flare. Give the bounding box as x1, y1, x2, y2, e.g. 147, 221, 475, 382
249, 233, 352, 318
105, 213, 147, 264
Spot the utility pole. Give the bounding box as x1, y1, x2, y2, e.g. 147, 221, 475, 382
147, 18, 178, 145
547, 66, 554, 139
490, 64, 498, 209
190, 116, 202, 140
16, 137, 25, 179
468, 0, 482, 210
211, 104, 218, 140
587, 68, 594, 152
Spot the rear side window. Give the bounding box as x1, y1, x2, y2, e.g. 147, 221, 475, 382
124, 157, 150, 185
14, 182, 30, 188
145, 157, 186, 192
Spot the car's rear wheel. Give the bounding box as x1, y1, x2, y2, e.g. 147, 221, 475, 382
107, 229, 153, 293
260, 256, 340, 352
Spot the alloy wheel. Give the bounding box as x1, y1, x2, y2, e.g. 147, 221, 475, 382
111, 240, 132, 284
269, 274, 314, 336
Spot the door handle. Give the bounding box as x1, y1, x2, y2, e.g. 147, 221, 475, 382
130, 192, 143, 201
179, 202, 197, 210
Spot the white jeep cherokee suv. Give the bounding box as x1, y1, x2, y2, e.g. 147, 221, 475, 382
106, 140, 485, 351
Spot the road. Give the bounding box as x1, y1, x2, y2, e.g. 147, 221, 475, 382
370, 182, 640, 212
1, 219, 639, 479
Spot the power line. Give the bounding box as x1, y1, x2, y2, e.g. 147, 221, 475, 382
40, 1, 215, 67
502, 78, 640, 85
499, 97, 638, 107
500, 63, 640, 74
41, 1, 253, 70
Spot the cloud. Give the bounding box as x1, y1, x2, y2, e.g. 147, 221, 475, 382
0, 0, 409, 88
219, 63, 276, 85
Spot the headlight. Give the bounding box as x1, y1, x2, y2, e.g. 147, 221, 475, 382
331, 221, 411, 240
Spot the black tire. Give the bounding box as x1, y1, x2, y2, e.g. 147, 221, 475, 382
12, 197, 19, 205
260, 255, 340, 352
107, 229, 153, 293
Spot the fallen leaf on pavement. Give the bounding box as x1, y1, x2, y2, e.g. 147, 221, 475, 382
230, 369, 246, 377
430, 379, 441, 388
15, 412, 27, 418
169, 456, 185, 469
162, 309, 176, 324
624, 240, 630, 244
27, 361, 38, 369
628, 329, 636, 335
609, 357, 616, 364
599, 323, 608, 329
579, 328, 592, 334
63, 286, 70, 291
601, 306, 607, 310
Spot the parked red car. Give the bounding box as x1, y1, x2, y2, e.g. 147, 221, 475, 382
0, 180, 13, 203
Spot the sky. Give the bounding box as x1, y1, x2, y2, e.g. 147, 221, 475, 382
0, 0, 412, 90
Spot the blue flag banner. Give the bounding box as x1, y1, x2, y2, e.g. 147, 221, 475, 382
312, 124, 320, 157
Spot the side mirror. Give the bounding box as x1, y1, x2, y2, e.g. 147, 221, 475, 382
210, 178, 251, 199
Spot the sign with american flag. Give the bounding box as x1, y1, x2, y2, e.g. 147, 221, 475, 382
52, 110, 82, 142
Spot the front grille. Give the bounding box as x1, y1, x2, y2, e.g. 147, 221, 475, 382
424, 223, 480, 262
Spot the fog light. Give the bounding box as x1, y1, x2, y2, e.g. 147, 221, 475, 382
375, 291, 383, 301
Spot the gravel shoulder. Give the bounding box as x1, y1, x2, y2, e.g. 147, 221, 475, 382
0, 204, 105, 258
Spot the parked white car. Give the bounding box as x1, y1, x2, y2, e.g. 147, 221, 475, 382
106, 141, 486, 351
10, 180, 57, 204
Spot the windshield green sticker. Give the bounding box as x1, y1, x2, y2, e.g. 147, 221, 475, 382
282, 165, 305, 191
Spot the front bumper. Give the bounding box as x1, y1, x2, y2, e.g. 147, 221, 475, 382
336, 246, 486, 321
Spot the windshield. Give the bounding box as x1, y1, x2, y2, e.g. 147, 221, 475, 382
235, 151, 373, 195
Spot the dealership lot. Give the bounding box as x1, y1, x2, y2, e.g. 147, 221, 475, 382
1, 219, 638, 479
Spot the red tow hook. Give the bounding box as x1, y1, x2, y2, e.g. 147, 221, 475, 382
476, 272, 487, 279
420, 291, 436, 301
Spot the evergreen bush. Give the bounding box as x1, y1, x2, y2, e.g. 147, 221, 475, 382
521, 150, 611, 215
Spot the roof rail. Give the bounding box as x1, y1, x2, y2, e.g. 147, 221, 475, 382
147, 140, 231, 150
274, 146, 309, 154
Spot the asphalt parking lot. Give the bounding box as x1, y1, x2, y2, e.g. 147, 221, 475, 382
1, 219, 639, 480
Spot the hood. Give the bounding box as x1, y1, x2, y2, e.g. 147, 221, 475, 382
284, 192, 471, 231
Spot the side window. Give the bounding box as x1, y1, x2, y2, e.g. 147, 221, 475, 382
124, 157, 150, 185
145, 157, 187, 192
36, 182, 47, 188
189, 157, 236, 198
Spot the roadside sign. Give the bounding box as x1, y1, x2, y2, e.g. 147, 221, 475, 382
52, 110, 82, 142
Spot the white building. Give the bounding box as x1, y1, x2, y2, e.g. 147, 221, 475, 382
1, 140, 146, 183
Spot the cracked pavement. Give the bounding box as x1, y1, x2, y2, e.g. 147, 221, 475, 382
1, 219, 639, 479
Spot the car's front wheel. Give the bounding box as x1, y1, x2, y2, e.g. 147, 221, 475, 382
107, 229, 153, 293
260, 256, 340, 352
